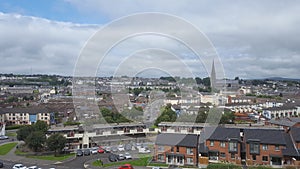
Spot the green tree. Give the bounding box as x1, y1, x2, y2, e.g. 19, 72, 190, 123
26, 131, 46, 152
17, 125, 34, 141
34, 120, 49, 133
154, 104, 177, 126
202, 77, 211, 87
47, 133, 67, 156
196, 111, 208, 123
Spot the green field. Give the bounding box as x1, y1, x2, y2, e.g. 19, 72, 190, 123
27, 153, 75, 161
93, 155, 151, 167
0, 142, 18, 155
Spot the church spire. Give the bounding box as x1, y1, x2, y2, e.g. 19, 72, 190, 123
211, 59, 216, 91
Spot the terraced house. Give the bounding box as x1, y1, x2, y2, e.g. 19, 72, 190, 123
201, 127, 300, 167
154, 133, 199, 167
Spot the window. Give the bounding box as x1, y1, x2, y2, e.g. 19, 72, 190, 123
158, 146, 164, 152
231, 153, 235, 159
176, 146, 179, 153
275, 145, 280, 151
220, 141, 226, 147
186, 148, 193, 155
252, 155, 256, 161
171, 147, 174, 152
210, 141, 214, 147
220, 152, 226, 158
186, 157, 193, 164
250, 143, 260, 154
262, 144, 268, 150
229, 142, 238, 152
158, 154, 164, 161
262, 156, 268, 162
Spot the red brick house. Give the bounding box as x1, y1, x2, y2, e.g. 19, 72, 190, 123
203, 127, 242, 164
154, 133, 199, 167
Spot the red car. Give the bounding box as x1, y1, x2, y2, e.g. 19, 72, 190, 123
98, 148, 105, 153
118, 164, 134, 169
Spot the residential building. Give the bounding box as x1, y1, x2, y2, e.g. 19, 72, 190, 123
154, 133, 199, 167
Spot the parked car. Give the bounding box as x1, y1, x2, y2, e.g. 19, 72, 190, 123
84, 149, 91, 156
27, 166, 41, 169
112, 146, 118, 152
152, 167, 162, 169
0, 161, 3, 168
108, 154, 118, 162
104, 146, 111, 153
76, 149, 83, 156
118, 164, 134, 169
124, 152, 132, 159
138, 147, 151, 153
118, 154, 125, 160
0, 136, 8, 140
90, 147, 98, 154
12, 164, 27, 169
118, 145, 125, 151
124, 144, 132, 151
98, 148, 105, 153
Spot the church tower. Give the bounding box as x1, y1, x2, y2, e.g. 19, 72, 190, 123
211, 60, 217, 91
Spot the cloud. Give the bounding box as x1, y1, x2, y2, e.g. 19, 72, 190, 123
65, 0, 300, 79
1, 0, 300, 78
0, 12, 98, 75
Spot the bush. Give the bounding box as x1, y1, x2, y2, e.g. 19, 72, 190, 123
6, 125, 23, 130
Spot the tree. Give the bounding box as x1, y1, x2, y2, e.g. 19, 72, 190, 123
47, 133, 67, 156
196, 111, 208, 123
17, 125, 34, 141
202, 77, 211, 87
26, 131, 46, 152
154, 104, 177, 126
34, 120, 49, 133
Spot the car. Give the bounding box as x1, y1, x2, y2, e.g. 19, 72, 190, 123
91, 147, 98, 154
108, 154, 118, 162
152, 167, 162, 169
84, 149, 91, 156
118, 164, 134, 169
0, 161, 3, 168
124, 144, 132, 151
124, 152, 132, 159
118, 145, 125, 151
98, 148, 105, 153
0, 135, 8, 140
118, 154, 125, 160
104, 146, 111, 153
27, 166, 41, 169
12, 164, 27, 169
76, 149, 83, 156
138, 147, 151, 153
112, 146, 118, 152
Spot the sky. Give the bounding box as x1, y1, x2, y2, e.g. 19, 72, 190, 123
0, 0, 300, 79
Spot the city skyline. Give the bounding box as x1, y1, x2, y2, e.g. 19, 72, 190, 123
0, 1, 300, 79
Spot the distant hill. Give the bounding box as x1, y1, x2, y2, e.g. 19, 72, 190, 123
265, 77, 300, 82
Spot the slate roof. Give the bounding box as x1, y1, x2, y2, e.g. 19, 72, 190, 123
208, 127, 241, 141
290, 127, 300, 142
269, 118, 297, 127
244, 129, 286, 145
155, 133, 198, 148
282, 132, 300, 157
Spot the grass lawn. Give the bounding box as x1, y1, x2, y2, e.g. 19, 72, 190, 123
15, 148, 28, 155
93, 155, 151, 167
0, 142, 17, 155
6, 132, 17, 137
27, 153, 75, 161
207, 163, 242, 169
26, 153, 75, 161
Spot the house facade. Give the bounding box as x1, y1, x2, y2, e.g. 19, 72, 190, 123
154, 133, 199, 167
0, 107, 52, 125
